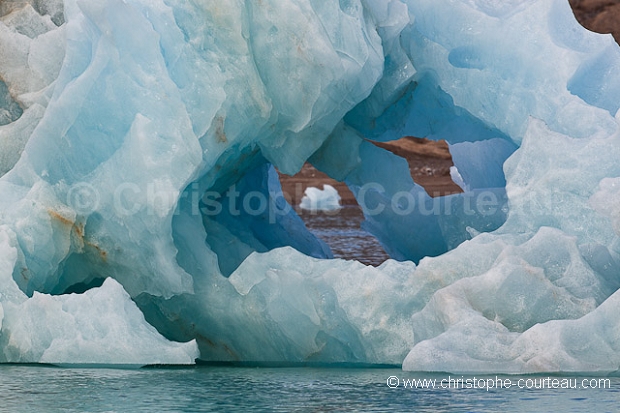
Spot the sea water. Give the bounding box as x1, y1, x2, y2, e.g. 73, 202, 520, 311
0, 365, 618, 412
300, 206, 390, 266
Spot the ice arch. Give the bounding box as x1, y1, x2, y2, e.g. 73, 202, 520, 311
0, 0, 620, 373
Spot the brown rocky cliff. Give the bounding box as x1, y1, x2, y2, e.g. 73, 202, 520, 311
570, 0, 620, 43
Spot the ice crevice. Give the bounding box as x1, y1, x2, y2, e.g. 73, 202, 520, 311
0, 0, 620, 372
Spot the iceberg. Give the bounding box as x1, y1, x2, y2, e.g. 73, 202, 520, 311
0, 226, 198, 365
299, 184, 342, 212
0, 0, 620, 373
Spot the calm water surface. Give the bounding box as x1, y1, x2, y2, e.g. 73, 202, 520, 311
0, 365, 618, 412
300, 206, 390, 266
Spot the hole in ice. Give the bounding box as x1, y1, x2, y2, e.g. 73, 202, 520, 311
278, 137, 463, 266
371, 137, 463, 197
62, 276, 106, 295
279, 164, 390, 266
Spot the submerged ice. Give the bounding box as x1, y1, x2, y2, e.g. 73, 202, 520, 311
1, 0, 620, 372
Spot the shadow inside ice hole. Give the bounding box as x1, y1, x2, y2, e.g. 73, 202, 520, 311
278, 138, 465, 266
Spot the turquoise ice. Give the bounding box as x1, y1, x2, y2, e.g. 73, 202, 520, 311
0, 0, 620, 372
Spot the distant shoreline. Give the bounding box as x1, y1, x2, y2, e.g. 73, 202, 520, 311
278, 137, 463, 208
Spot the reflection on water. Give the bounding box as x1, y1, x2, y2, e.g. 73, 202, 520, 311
298, 206, 390, 266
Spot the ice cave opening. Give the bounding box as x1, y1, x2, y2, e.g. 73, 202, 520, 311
274, 133, 515, 268
194, 123, 516, 278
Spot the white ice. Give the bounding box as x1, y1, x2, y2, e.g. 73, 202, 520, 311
299, 184, 342, 212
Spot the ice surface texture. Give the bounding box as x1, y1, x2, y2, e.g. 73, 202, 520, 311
300, 184, 342, 211
0, 226, 198, 365
1, 0, 620, 372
